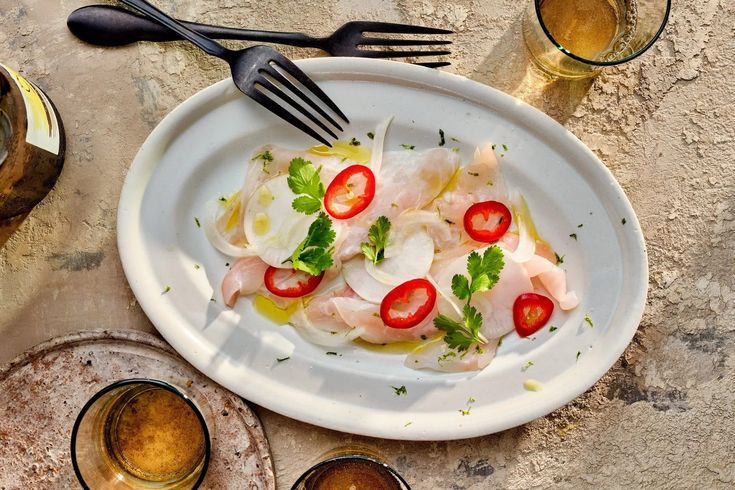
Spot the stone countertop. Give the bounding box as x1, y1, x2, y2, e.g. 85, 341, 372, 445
1, 0, 733, 488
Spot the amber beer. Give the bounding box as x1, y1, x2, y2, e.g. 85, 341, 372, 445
0, 63, 65, 246
539, 0, 622, 60
102, 386, 207, 483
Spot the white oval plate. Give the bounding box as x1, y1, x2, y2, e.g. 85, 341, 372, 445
118, 58, 647, 441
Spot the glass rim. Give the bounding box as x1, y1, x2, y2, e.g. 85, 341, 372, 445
70, 378, 211, 490
290, 454, 411, 489
533, 0, 672, 66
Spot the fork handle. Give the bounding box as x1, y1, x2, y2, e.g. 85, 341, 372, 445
119, 0, 230, 58
68, 5, 322, 49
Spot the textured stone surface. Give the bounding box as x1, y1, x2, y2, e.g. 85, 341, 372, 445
1, 0, 733, 488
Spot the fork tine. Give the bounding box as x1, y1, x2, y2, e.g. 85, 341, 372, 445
270, 54, 350, 124
414, 61, 452, 68
359, 49, 452, 59
351, 21, 453, 35
246, 86, 333, 147
261, 64, 343, 132
256, 77, 339, 140
360, 38, 452, 47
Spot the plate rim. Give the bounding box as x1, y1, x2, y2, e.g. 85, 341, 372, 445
117, 58, 648, 440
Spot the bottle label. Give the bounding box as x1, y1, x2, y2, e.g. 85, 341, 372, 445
0, 63, 61, 155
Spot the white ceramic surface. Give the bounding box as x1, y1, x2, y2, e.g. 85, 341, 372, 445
117, 58, 647, 441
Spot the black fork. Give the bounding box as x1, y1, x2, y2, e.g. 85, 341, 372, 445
68, 5, 453, 68
120, 0, 347, 146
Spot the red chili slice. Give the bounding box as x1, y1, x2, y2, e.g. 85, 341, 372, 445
380, 278, 437, 329
263, 266, 324, 298
513, 293, 554, 337
324, 165, 376, 220
463, 200, 512, 243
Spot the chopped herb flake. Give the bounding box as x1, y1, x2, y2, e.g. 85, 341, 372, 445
468, 396, 476, 403
276, 356, 290, 363
194, 217, 201, 228
404, 421, 412, 427
491, 144, 496, 150
367, 132, 375, 140
420, 335, 427, 340
502, 143, 509, 152
577, 223, 584, 228
194, 264, 200, 270
549, 326, 558, 332
459, 408, 471, 416
444, 219, 455, 225
584, 314, 594, 327
467, 171, 480, 177
161, 285, 171, 295
392, 385, 407, 396
326, 351, 338, 356
622, 218, 627, 225
522, 361, 534, 370
569, 233, 578, 240
252, 150, 274, 173
555, 252, 565, 265
438, 129, 446, 146
452, 147, 460, 153
218, 196, 227, 203
400, 144, 415, 150
451, 137, 460, 142
576, 351, 581, 361
349, 137, 361, 146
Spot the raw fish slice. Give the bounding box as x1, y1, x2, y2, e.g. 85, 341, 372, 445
405, 338, 499, 372
432, 245, 533, 339
330, 297, 438, 344
434, 144, 509, 224
337, 148, 459, 260
522, 255, 580, 310
221, 257, 269, 307
289, 286, 362, 346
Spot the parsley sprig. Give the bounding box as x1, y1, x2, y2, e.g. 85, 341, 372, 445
434, 247, 505, 351
361, 216, 391, 264
284, 212, 335, 276
287, 158, 325, 215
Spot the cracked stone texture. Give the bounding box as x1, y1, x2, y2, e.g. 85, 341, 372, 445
1, 0, 733, 488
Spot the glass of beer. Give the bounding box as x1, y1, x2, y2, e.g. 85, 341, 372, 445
291, 447, 410, 490
71, 379, 211, 490
522, 0, 671, 78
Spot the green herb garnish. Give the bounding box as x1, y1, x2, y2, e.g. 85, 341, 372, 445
522, 361, 534, 370
549, 326, 558, 332
162, 285, 171, 295
392, 385, 407, 396
367, 132, 375, 140
438, 129, 446, 146
194, 217, 201, 228
276, 356, 290, 363
361, 216, 391, 265
622, 218, 627, 225
584, 314, 594, 327
252, 150, 274, 173
555, 252, 564, 265
194, 264, 200, 270
569, 233, 578, 240
349, 137, 361, 146
452, 147, 460, 153
434, 247, 504, 351
287, 157, 325, 215
467, 171, 480, 177
400, 144, 415, 150
285, 212, 335, 276
577, 223, 583, 228
326, 351, 338, 356
576, 351, 581, 362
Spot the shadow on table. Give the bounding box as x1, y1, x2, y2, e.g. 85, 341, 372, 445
469, 14, 594, 125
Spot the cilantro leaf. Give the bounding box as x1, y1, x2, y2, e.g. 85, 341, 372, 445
360, 216, 391, 264
451, 274, 470, 301
286, 213, 336, 275
465, 246, 504, 300
292, 195, 322, 215
434, 305, 485, 352
287, 158, 324, 214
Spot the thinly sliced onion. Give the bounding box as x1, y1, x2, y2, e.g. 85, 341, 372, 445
203, 200, 258, 258
426, 273, 463, 318
290, 301, 363, 346
369, 116, 393, 175
366, 228, 434, 284
509, 192, 537, 263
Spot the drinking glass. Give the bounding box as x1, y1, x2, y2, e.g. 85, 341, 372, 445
71, 379, 211, 490
523, 0, 671, 78
291, 446, 410, 490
